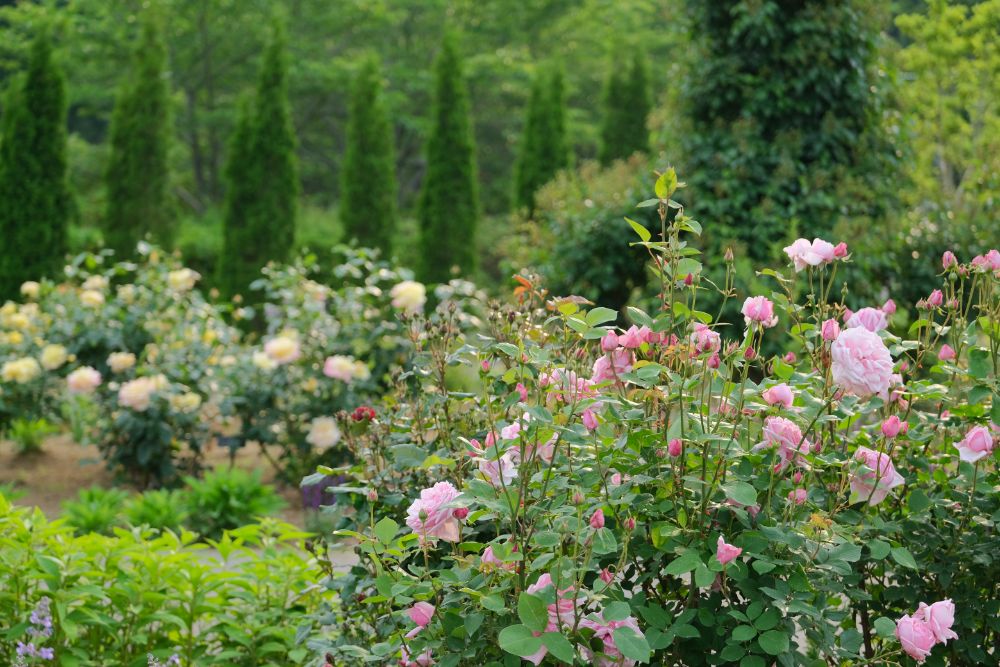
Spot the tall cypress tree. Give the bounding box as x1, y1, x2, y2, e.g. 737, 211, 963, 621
598, 52, 651, 165
514, 65, 569, 213
104, 16, 172, 257
418, 33, 478, 282
0, 31, 69, 299
340, 55, 397, 255
219, 22, 298, 298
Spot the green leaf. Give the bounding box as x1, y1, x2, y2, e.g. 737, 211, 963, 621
874, 617, 896, 639
612, 626, 651, 663
723, 481, 758, 507
498, 624, 542, 658
992, 394, 1000, 425
891, 547, 918, 569
732, 625, 757, 641
694, 563, 714, 588
604, 601, 632, 622
592, 528, 618, 555
541, 632, 575, 664
655, 168, 678, 199
740, 656, 766, 667
625, 217, 651, 242
868, 539, 890, 560
373, 517, 398, 544
586, 307, 618, 326
907, 489, 931, 513
664, 551, 702, 576
968, 348, 990, 379
518, 593, 549, 633
757, 630, 789, 655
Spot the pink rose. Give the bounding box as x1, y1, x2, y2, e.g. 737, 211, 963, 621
579, 613, 644, 667
881, 415, 905, 439
787, 488, 807, 505
762, 383, 794, 409
600, 331, 619, 352
783, 238, 835, 271
400, 647, 435, 667
831, 327, 894, 398
590, 508, 605, 529
582, 408, 599, 431
591, 348, 634, 384
515, 382, 528, 401
618, 325, 649, 349
67, 366, 102, 394
707, 352, 720, 369
716, 535, 742, 565
938, 344, 956, 361
882, 298, 897, 315
928, 289, 944, 307
599, 568, 614, 584
821, 318, 841, 342
690, 323, 721, 355
405, 481, 464, 543
833, 242, 848, 258
896, 614, 937, 663
850, 446, 905, 505
755, 416, 810, 469
742, 296, 778, 328
955, 425, 994, 463
942, 250, 957, 269
668, 438, 683, 457
407, 601, 435, 628
846, 307, 888, 332
916, 600, 958, 645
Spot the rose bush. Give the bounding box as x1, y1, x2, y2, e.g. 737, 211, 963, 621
308, 170, 999, 666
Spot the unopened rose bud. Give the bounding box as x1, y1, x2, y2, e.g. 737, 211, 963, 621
367, 488, 378, 503
684, 273, 694, 286
928, 289, 944, 307
481, 360, 490, 372
821, 319, 840, 341
744, 347, 756, 361
655, 448, 667, 458
572, 491, 585, 505
452, 507, 469, 520
942, 250, 957, 269
724, 247, 734, 262
833, 242, 848, 258
624, 517, 636, 531
793, 471, 803, 484
707, 352, 721, 369
601, 331, 619, 352
590, 509, 605, 529
783, 352, 796, 363
599, 568, 614, 584
668, 438, 683, 457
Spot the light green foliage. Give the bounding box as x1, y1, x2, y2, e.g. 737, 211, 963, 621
61, 486, 130, 535
340, 54, 397, 255
0, 494, 322, 666
418, 33, 479, 282
219, 21, 299, 299
103, 14, 173, 257
182, 468, 286, 540
0, 31, 69, 300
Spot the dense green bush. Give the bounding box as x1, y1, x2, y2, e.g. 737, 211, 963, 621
61, 486, 130, 535
123, 488, 189, 533
182, 468, 285, 540
0, 494, 322, 666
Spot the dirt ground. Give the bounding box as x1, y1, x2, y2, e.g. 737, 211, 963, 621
0, 434, 306, 526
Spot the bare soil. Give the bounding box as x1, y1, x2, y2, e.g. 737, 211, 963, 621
0, 435, 306, 526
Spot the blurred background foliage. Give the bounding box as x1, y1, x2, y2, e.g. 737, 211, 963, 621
0, 0, 997, 315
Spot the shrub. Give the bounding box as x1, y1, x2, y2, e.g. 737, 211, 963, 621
124, 489, 188, 533
0, 494, 321, 666
183, 468, 285, 540
61, 486, 130, 536
308, 171, 1000, 665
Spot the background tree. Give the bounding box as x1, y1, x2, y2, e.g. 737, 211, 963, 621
678, 0, 895, 262
514, 65, 569, 213
598, 52, 650, 165
418, 33, 479, 283
218, 22, 298, 298
0, 30, 69, 298
103, 15, 172, 257
340, 55, 397, 256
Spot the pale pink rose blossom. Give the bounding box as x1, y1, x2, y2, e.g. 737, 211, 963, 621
788, 488, 808, 505
400, 647, 435, 667
850, 446, 905, 505
938, 344, 956, 361
67, 366, 101, 394
741, 296, 778, 328
896, 614, 937, 663
783, 238, 835, 271
821, 319, 840, 341
478, 452, 517, 487
942, 250, 957, 269
916, 600, 958, 645
754, 416, 810, 469
407, 602, 435, 628
928, 289, 944, 307
831, 327, 894, 398
882, 299, 897, 315
600, 331, 619, 352
590, 508, 605, 529
762, 383, 794, 409
599, 568, 614, 584
591, 348, 634, 384
579, 613, 644, 667
833, 242, 848, 258
522, 573, 582, 664
716, 535, 742, 565
582, 408, 599, 430
405, 481, 464, 543
515, 382, 528, 401
846, 307, 888, 332
690, 323, 721, 355
955, 425, 994, 463
618, 325, 649, 349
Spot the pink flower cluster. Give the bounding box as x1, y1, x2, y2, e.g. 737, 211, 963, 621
850, 447, 904, 506
896, 599, 958, 663
830, 327, 894, 398
782, 237, 847, 272
754, 416, 812, 470
741, 296, 778, 328
405, 481, 466, 543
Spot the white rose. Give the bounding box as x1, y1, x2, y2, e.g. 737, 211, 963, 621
306, 417, 341, 450
67, 366, 102, 394
167, 268, 201, 292
108, 352, 136, 373
390, 280, 427, 314
80, 290, 105, 307
20, 281, 40, 299
264, 335, 300, 364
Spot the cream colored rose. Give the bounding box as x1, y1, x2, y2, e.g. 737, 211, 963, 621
390, 280, 427, 314
306, 417, 341, 449
118, 377, 159, 411
82, 275, 109, 291
352, 360, 371, 381
170, 392, 202, 413
20, 281, 40, 299
6, 312, 30, 330
252, 351, 277, 370
80, 290, 105, 307
1, 357, 41, 383
264, 334, 300, 364
3, 331, 24, 345
167, 268, 201, 292
107, 352, 136, 373
40, 344, 68, 370
117, 284, 137, 303
67, 366, 102, 394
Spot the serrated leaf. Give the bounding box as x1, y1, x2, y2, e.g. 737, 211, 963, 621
891, 547, 918, 569
723, 481, 758, 507
625, 217, 651, 242
868, 539, 890, 560
665, 551, 701, 576
874, 617, 896, 639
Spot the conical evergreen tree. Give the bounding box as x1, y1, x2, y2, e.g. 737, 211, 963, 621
418, 33, 478, 282
219, 22, 298, 298
340, 55, 397, 255
598, 52, 650, 165
104, 15, 172, 257
514, 65, 570, 213
0, 31, 69, 299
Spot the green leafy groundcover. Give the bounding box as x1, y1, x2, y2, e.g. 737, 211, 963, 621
0, 494, 323, 666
